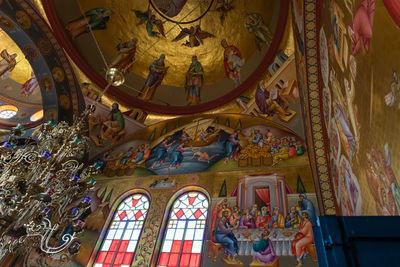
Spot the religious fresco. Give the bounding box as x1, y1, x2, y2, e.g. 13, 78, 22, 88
91, 114, 308, 177
318, 0, 400, 215
0, 0, 84, 126
44, 0, 288, 112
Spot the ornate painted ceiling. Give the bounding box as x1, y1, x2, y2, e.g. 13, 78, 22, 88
42, 0, 289, 114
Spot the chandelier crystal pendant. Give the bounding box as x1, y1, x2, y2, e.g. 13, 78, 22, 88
0, 105, 98, 262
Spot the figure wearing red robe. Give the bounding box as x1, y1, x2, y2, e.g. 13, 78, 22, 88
291, 212, 314, 266
221, 39, 244, 87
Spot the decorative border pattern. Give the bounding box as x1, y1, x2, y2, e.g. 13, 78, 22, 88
303, 0, 336, 214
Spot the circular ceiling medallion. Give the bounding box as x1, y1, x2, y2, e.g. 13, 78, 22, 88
43, 0, 289, 114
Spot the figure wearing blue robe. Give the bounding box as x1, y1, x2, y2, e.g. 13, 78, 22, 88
299, 194, 317, 226
225, 133, 239, 160
215, 217, 239, 256
134, 151, 144, 164
169, 144, 185, 168
252, 132, 263, 145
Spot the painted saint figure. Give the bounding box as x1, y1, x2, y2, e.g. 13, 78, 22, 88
269, 207, 285, 228
168, 143, 186, 170
109, 38, 138, 75
291, 212, 314, 267
215, 209, 242, 265
90, 103, 125, 146
239, 208, 256, 229
215, 0, 234, 23
0, 49, 17, 79
66, 8, 114, 39
21, 72, 39, 96
298, 194, 317, 226
151, 137, 173, 169
185, 55, 204, 105
224, 131, 240, 163
139, 54, 169, 101
221, 39, 244, 87
245, 13, 273, 51
252, 230, 277, 265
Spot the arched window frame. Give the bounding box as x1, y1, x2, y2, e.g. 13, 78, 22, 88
87, 188, 151, 267
152, 186, 211, 267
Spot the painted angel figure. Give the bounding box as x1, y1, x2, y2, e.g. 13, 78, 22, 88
109, 37, 138, 75
133, 9, 165, 37
172, 25, 214, 48
66, 8, 114, 39
245, 13, 272, 51
0, 49, 17, 79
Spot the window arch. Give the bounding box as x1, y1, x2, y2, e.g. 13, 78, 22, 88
93, 193, 149, 267
157, 191, 209, 267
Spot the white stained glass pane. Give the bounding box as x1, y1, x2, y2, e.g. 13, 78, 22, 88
121, 265, 130, 267
162, 240, 173, 252
123, 229, 132, 240
194, 229, 204, 240
100, 240, 112, 251
94, 264, 103, 267
175, 228, 184, 240
185, 209, 193, 218
192, 241, 203, 253
110, 222, 119, 229
106, 229, 116, 240
126, 211, 134, 220
184, 229, 194, 240
114, 229, 124, 239
127, 222, 136, 229
187, 220, 196, 229
118, 221, 127, 229
177, 220, 186, 228
127, 240, 137, 252
166, 229, 176, 240
131, 229, 141, 240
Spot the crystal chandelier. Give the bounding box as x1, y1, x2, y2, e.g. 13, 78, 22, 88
0, 106, 99, 263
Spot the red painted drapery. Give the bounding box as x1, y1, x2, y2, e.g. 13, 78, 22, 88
256, 187, 271, 212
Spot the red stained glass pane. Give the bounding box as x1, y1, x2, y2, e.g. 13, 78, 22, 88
175, 209, 184, 219
171, 240, 182, 253
188, 196, 196, 205
189, 253, 200, 267
159, 252, 170, 266
104, 252, 114, 264
132, 198, 139, 207
135, 210, 143, 220
193, 209, 202, 219
110, 240, 119, 251
119, 210, 127, 220
103, 265, 110, 267
179, 253, 190, 267
96, 251, 107, 263
118, 240, 129, 252
182, 241, 193, 253
168, 253, 179, 266
122, 252, 133, 265
114, 252, 124, 264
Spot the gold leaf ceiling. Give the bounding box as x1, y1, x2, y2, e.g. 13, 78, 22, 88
0, 30, 32, 84
74, 0, 276, 86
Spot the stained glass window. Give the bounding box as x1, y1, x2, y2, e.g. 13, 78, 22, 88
157, 192, 209, 267
94, 193, 149, 267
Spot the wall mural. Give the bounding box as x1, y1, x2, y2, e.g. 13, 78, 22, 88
0, 0, 84, 125
91, 114, 308, 177
319, 0, 400, 215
